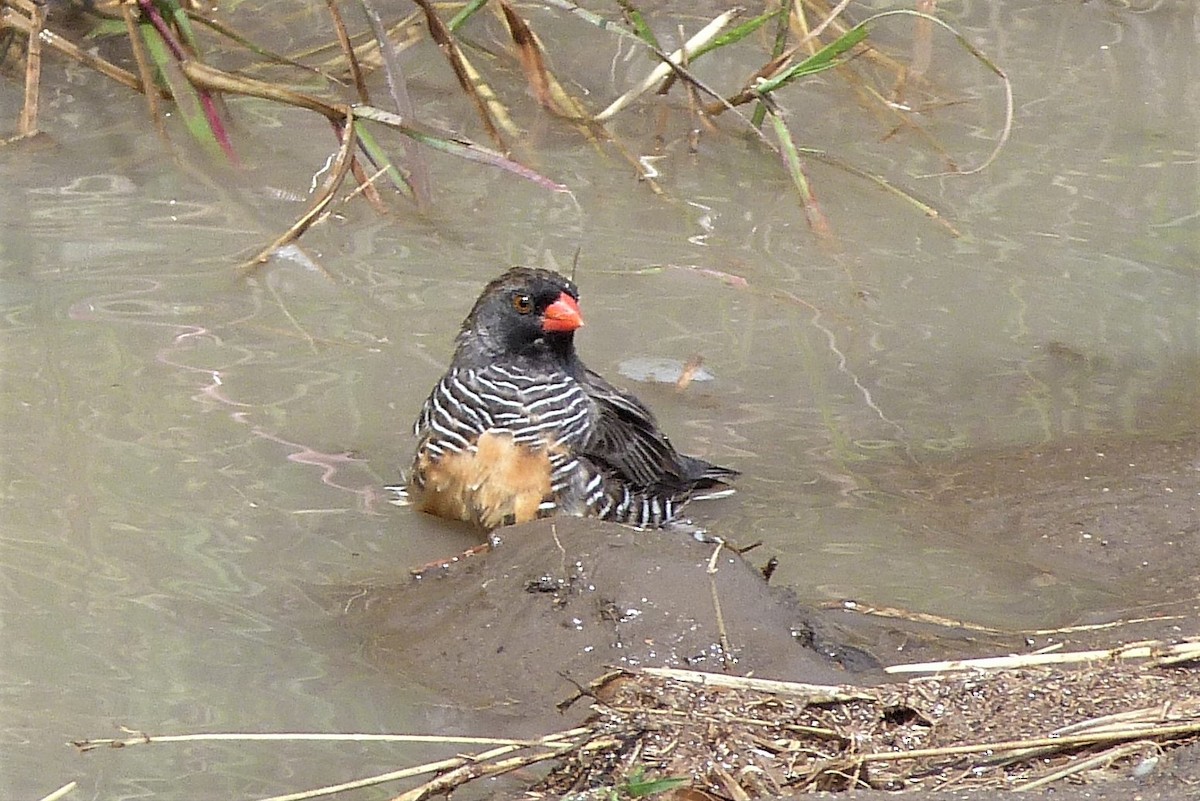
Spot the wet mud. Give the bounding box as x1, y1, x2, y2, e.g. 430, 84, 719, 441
912, 432, 1200, 622
327, 516, 862, 715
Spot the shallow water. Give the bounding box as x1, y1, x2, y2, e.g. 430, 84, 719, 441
2, 1, 1197, 797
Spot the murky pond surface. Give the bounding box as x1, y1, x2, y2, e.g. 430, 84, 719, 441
2, 1, 1197, 798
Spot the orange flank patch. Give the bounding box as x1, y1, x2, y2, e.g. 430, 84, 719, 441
410, 431, 555, 530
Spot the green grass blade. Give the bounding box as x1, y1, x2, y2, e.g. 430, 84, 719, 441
752, 0, 793, 128
138, 20, 221, 154
448, 0, 489, 31
155, 0, 204, 54
354, 125, 410, 195
755, 22, 868, 95
691, 7, 782, 61
769, 109, 834, 240
614, 0, 660, 49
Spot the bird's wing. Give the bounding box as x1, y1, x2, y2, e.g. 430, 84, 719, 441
579, 369, 708, 489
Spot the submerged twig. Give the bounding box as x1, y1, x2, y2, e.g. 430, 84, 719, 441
17, 0, 44, 136
238, 106, 356, 271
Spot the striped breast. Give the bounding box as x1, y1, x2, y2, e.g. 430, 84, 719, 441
409, 364, 593, 528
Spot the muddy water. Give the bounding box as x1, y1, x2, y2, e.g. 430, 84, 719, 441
2, 1, 1197, 798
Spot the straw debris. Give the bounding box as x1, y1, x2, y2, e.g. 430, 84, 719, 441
532, 656, 1200, 796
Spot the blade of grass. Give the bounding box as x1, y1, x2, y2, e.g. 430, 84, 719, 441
188, 9, 336, 81
793, 0, 857, 49
538, 0, 647, 46
595, 7, 741, 122
710, 0, 861, 115
137, 0, 236, 162
297, 9, 421, 74
120, 0, 165, 135
860, 8, 1012, 176
498, 0, 555, 112
768, 108, 834, 242
613, 0, 659, 49
139, 22, 225, 156
690, 6, 781, 62
447, 0, 489, 31
352, 105, 568, 192
659, 8, 780, 97
753, 0, 793, 128
180, 59, 343, 116
346, 148, 388, 213
354, 124, 410, 195
488, 0, 594, 122
754, 21, 867, 95
801, 146, 960, 236
706, 24, 865, 115
325, 0, 368, 102
179, 62, 567, 194
354, 0, 431, 205
155, 0, 203, 55
410, 0, 514, 148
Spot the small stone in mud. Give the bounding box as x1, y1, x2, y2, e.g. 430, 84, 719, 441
525, 574, 564, 593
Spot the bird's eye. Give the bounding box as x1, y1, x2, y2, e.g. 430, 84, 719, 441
512, 294, 534, 315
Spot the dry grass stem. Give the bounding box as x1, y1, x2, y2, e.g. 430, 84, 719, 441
120, 0, 165, 132
35, 782, 77, 801
641, 665, 871, 702
412, 0, 513, 148
325, 0, 369, 103
73, 729, 561, 752
1, 6, 144, 92
596, 8, 741, 121
886, 638, 1200, 674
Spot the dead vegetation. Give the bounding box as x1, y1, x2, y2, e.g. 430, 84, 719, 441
538, 658, 1200, 797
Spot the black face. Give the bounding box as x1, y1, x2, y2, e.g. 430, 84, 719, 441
458, 268, 582, 364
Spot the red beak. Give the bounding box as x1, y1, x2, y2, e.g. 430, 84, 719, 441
542, 292, 584, 333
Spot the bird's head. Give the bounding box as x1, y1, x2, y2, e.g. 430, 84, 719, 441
455, 267, 584, 367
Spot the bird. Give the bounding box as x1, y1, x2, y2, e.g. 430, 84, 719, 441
404, 266, 737, 533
